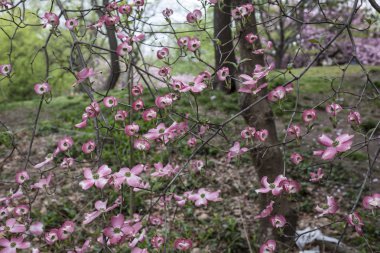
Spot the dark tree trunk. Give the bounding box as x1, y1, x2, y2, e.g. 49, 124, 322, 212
237, 4, 297, 250
103, 0, 121, 90
275, 17, 285, 69
274, 51, 284, 69
213, 0, 237, 93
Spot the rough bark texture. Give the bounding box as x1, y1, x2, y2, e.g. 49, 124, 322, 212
213, 0, 237, 93
237, 4, 297, 250
103, 0, 121, 90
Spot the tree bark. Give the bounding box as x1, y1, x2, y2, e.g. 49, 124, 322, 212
102, 0, 121, 90
237, 4, 297, 250
213, 0, 237, 93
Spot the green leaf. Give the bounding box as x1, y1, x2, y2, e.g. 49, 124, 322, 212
308, 39, 320, 44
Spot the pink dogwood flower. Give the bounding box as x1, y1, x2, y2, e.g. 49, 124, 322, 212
238, 74, 268, 94
76, 67, 95, 84
103, 214, 133, 244
270, 215, 286, 228
133, 0, 144, 6
256, 175, 287, 196
133, 139, 150, 151
282, 179, 301, 194
238, 69, 268, 93
132, 98, 144, 111
302, 109, 317, 125
179, 77, 207, 93
104, 15, 120, 26
254, 201, 274, 219
84, 101, 100, 119
67, 239, 91, 253
310, 168, 324, 182
259, 239, 276, 253
314, 133, 354, 160
284, 83, 294, 93
82, 140, 96, 154
132, 83, 144, 96
83, 197, 121, 225
119, 4, 132, 15
226, 142, 248, 163
42, 12, 59, 28
287, 124, 301, 138
13, 205, 29, 216
174, 191, 192, 207
116, 42, 132, 56
217, 67, 229, 81
162, 8, 173, 18
187, 137, 197, 148
125, 123, 140, 136
0, 218, 26, 233
290, 152, 303, 165
142, 108, 157, 121
149, 216, 163, 226
158, 66, 171, 77
29, 221, 44, 236
56, 136, 74, 154
0, 237, 30, 252
115, 110, 128, 121
348, 110, 362, 125
326, 103, 342, 117
188, 188, 221, 206
174, 238, 193, 251
131, 248, 148, 253
0, 188, 23, 204
172, 80, 186, 91
177, 36, 190, 48
15, 171, 29, 184
60, 157, 75, 168
245, 33, 258, 44
151, 236, 165, 248
347, 212, 364, 235
65, 18, 78, 30
31, 173, 53, 189
268, 86, 286, 102
112, 164, 145, 189
79, 165, 112, 190
316, 196, 339, 216
58, 221, 75, 240
105, 2, 118, 11
255, 129, 269, 142
186, 9, 202, 23
155, 95, 172, 109
45, 229, 59, 245
151, 162, 178, 178
362, 193, 380, 210
133, 33, 145, 43
157, 47, 169, 59
75, 113, 87, 128
187, 37, 201, 52
143, 123, 169, 143
190, 160, 204, 173
0, 64, 12, 76
34, 82, 51, 95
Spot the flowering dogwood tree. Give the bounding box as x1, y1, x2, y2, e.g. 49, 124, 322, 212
0, 0, 379, 252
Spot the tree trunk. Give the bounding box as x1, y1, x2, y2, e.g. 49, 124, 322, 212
237, 4, 297, 250
213, 0, 237, 93
102, 0, 121, 90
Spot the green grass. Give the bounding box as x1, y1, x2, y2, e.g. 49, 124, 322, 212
269, 65, 380, 93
